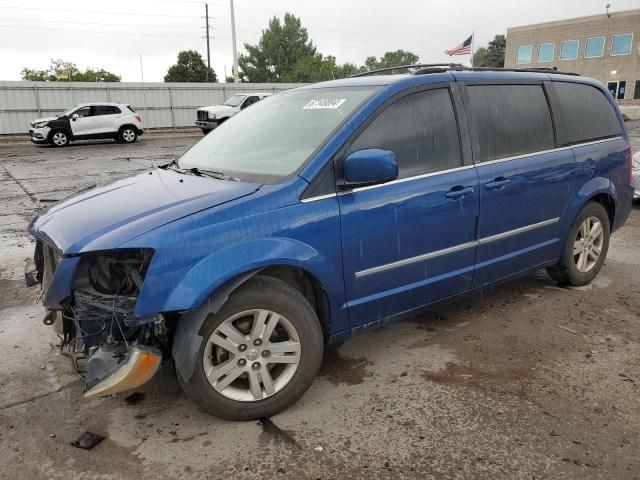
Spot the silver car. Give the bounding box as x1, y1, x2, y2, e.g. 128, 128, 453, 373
634, 151, 640, 201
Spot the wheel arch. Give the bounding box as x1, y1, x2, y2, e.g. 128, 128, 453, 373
562, 177, 617, 238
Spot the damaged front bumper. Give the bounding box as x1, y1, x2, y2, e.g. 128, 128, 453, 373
33, 241, 167, 399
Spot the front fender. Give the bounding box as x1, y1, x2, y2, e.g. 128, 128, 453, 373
135, 237, 341, 316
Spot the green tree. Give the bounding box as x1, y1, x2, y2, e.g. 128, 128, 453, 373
486, 34, 506, 67
238, 13, 319, 82
472, 47, 490, 67
21, 59, 120, 81
164, 50, 217, 82
363, 50, 420, 72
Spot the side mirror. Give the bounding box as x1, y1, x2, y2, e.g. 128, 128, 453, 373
340, 149, 398, 189
71, 113, 79, 121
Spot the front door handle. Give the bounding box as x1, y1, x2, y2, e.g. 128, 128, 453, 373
445, 186, 474, 199
485, 177, 511, 190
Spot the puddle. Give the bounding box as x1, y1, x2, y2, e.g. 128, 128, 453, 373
423, 362, 529, 397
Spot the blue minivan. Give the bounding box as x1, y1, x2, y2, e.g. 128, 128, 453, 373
30, 67, 634, 419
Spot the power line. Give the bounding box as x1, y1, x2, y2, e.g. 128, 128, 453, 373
0, 5, 202, 18
0, 24, 201, 38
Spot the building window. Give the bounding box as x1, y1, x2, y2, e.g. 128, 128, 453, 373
634, 80, 640, 100
617, 81, 627, 100
559, 40, 579, 60
585, 36, 605, 58
537, 42, 554, 62
517, 45, 533, 64
611, 33, 633, 56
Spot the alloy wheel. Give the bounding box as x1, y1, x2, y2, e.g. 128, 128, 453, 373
53, 132, 67, 146
202, 309, 301, 402
573, 216, 604, 273
122, 129, 136, 142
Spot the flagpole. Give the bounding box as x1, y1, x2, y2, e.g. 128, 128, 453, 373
471, 30, 475, 67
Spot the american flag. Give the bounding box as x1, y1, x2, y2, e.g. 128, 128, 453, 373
445, 35, 473, 56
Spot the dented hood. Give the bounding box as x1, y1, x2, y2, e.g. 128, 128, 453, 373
29, 168, 259, 254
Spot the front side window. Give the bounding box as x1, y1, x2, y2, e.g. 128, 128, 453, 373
585, 36, 605, 58
350, 88, 461, 179
467, 84, 555, 163
178, 87, 378, 182
560, 40, 579, 60
537, 43, 554, 62
552, 82, 621, 145
517, 45, 533, 64
223, 95, 247, 107
74, 106, 93, 118
611, 33, 633, 56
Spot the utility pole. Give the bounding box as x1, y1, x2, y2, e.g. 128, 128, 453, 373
230, 0, 239, 82
205, 2, 211, 82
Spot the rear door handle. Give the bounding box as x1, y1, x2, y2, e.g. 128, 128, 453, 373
485, 177, 511, 190
445, 186, 474, 199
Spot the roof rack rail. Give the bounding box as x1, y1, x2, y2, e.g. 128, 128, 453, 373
413, 66, 580, 76
349, 63, 465, 78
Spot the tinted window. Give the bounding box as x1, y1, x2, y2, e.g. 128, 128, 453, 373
351, 88, 461, 179
560, 40, 579, 60
467, 84, 554, 163
611, 33, 633, 55
537, 43, 554, 62
585, 36, 605, 57
517, 45, 533, 64
95, 105, 121, 115
552, 82, 621, 145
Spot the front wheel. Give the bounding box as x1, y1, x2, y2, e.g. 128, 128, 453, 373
176, 275, 324, 420
546, 202, 610, 286
49, 130, 69, 147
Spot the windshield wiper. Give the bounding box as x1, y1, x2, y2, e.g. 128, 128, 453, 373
163, 163, 236, 181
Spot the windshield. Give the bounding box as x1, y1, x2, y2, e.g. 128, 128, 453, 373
178, 87, 378, 182
61, 106, 80, 117
223, 95, 247, 107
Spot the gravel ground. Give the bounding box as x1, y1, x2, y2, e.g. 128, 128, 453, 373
0, 126, 639, 480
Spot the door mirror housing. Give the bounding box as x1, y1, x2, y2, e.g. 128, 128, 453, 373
71, 113, 79, 121
340, 149, 398, 189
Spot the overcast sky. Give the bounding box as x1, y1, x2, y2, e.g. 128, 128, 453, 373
0, 0, 638, 82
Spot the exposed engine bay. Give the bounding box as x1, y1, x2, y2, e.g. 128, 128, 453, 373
36, 243, 167, 397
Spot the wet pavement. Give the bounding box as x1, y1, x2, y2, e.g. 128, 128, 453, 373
0, 126, 639, 479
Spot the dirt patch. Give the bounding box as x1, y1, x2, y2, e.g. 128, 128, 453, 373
319, 347, 373, 385
0, 276, 36, 309
423, 362, 529, 397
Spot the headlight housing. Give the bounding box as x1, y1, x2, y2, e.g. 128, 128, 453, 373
207, 111, 216, 120
34, 121, 49, 129
83, 249, 154, 296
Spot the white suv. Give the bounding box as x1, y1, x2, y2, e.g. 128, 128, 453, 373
195, 93, 271, 134
29, 103, 144, 147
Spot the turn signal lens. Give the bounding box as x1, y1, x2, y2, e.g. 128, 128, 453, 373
84, 346, 161, 399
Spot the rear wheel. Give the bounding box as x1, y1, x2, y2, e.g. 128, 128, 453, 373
546, 202, 610, 286
176, 275, 324, 420
49, 130, 69, 147
118, 126, 138, 144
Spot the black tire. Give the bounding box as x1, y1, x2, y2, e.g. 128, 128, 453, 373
202, 128, 212, 135
49, 129, 69, 147
546, 202, 610, 286
176, 275, 324, 420
118, 126, 138, 144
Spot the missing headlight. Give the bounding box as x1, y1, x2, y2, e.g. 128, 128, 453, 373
86, 249, 154, 296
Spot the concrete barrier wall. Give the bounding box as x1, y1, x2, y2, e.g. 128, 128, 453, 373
0, 81, 304, 135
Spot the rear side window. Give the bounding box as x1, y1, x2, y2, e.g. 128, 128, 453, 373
94, 105, 121, 115
466, 84, 555, 163
551, 82, 621, 146
351, 88, 461, 179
